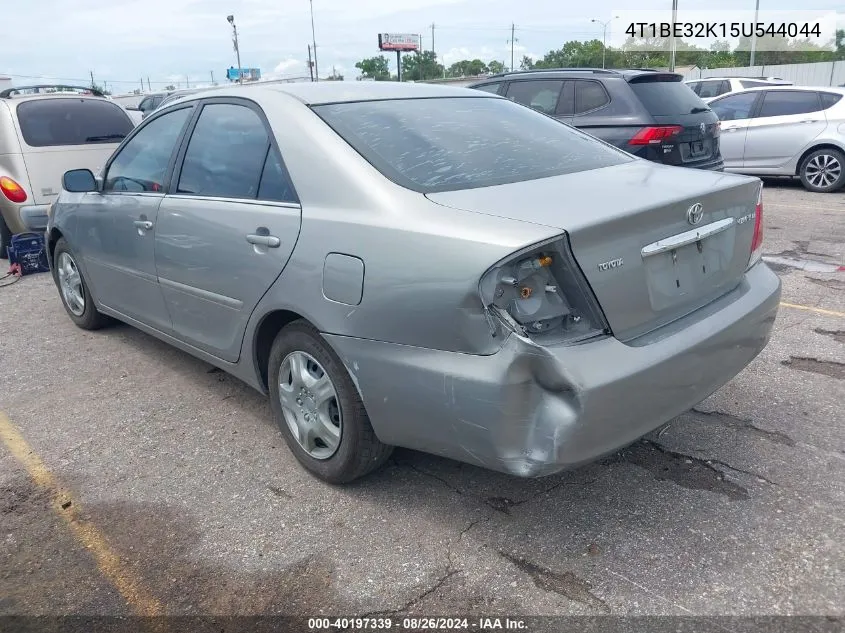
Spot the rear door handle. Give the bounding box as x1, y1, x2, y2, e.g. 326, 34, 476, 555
133, 220, 153, 230
800, 119, 819, 123
246, 234, 280, 248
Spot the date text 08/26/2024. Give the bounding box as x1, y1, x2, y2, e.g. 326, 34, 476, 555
308, 617, 528, 630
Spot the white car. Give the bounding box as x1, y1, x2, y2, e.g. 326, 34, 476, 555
708, 86, 845, 193
685, 77, 792, 102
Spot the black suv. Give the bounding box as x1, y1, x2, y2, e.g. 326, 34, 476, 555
470, 68, 723, 170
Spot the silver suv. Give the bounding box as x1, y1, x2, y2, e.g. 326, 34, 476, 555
0, 85, 133, 256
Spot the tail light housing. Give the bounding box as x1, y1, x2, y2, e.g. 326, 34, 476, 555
629, 125, 683, 146
748, 184, 764, 269
479, 235, 609, 344
0, 176, 27, 203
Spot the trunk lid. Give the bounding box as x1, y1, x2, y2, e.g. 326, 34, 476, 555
21, 145, 117, 204
426, 160, 760, 342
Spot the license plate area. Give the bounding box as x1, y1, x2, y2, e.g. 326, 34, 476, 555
682, 138, 712, 161
642, 218, 736, 311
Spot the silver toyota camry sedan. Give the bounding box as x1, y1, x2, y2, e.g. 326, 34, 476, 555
47, 82, 781, 483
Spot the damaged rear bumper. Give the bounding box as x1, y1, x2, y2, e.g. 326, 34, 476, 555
324, 263, 781, 478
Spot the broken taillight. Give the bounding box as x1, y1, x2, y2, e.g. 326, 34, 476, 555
748, 184, 764, 269
478, 235, 609, 344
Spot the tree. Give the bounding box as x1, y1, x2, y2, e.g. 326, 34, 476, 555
402, 50, 444, 80
326, 70, 344, 81
355, 55, 391, 81
519, 55, 535, 70
487, 60, 505, 74
446, 59, 488, 77
165, 84, 176, 91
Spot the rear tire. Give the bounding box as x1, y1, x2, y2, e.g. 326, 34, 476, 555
53, 238, 110, 330
798, 148, 845, 193
268, 320, 392, 484
0, 215, 11, 260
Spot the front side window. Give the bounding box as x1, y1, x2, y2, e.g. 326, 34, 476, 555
696, 80, 725, 99
16, 98, 133, 147
176, 103, 269, 199
474, 83, 502, 94
505, 80, 564, 115
313, 96, 631, 194
104, 107, 192, 192
758, 91, 821, 118
710, 92, 758, 121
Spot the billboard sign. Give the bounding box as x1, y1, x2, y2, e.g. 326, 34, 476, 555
378, 33, 420, 52
226, 67, 262, 82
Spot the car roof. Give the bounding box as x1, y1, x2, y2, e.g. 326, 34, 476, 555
714, 85, 845, 94
471, 68, 679, 82
1, 93, 116, 104
166, 81, 487, 106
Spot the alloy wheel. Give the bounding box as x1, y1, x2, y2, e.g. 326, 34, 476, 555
805, 153, 842, 189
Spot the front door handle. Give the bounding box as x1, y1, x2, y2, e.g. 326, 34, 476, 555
246, 234, 280, 248
800, 119, 819, 123
133, 220, 153, 230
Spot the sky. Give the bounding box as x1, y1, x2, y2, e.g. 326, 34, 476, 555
5, 0, 844, 93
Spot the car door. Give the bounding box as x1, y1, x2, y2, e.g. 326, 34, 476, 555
504, 80, 565, 119
74, 104, 195, 332
708, 91, 760, 168
742, 90, 827, 170
155, 99, 302, 362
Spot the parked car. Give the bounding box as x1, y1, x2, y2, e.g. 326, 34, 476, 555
48, 83, 780, 483
469, 68, 724, 171
0, 85, 134, 257
154, 88, 206, 112
708, 86, 845, 193
131, 91, 173, 119
685, 77, 792, 102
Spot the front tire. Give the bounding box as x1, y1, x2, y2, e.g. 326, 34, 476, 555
799, 148, 845, 193
268, 320, 392, 484
53, 238, 110, 330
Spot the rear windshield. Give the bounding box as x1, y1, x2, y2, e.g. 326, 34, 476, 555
16, 98, 133, 147
629, 77, 707, 115
312, 97, 630, 193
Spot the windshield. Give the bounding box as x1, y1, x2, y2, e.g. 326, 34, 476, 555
629, 77, 708, 115
312, 96, 631, 194
16, 98, 133, 147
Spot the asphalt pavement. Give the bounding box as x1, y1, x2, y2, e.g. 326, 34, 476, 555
0, 180, 843, 627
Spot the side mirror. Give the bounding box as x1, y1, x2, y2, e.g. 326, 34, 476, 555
63, 169, 98, 193
126, 105, 141, 111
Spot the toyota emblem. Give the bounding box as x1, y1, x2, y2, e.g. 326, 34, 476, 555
687, 203, 704, 225
699, 122, 706, 135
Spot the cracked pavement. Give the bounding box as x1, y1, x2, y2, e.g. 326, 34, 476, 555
1, 181, 843, 617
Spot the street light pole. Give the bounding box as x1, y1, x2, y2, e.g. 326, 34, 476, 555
591, 16, 619, 68
749, 0, 760, 67
227, 15, 243, 84
669, 0, 678, 72
309, 0, 319, 81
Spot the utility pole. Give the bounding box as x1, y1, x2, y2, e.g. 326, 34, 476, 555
90, 70, 95, 89
669, 0, 678, 72
227, 15, 243, 84
591, 17, 619, 69
431, 23, 436, 71
396, 51, 402, 82
308, 45, 314, 82
185, 75, 189, 88
418, 33, 424, 80
309, 0, 319, 81
141, 77, 144, 92
210, 70, 214, 85
749, 0, 760, 66
508, 24, 518, 73
147, 77, 151, 91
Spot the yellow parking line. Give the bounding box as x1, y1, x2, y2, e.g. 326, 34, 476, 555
780, 302, 845, 318
0, 411, 164, 617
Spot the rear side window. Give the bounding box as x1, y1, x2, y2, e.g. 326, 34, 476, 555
758, 91, 821, 118
313, 97, 631, 194
257, 148, 298, 203
710, 92, 758, 121
105, 106, 192, 192
696, 80, 727, 99
820, 92, 843, 109
574, 80, 610, 114
629, 76, 705, 115
474, 83, 502, 94
505, 80, 564, 115
15, 98, 133, 147
177, 103, 269, 199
